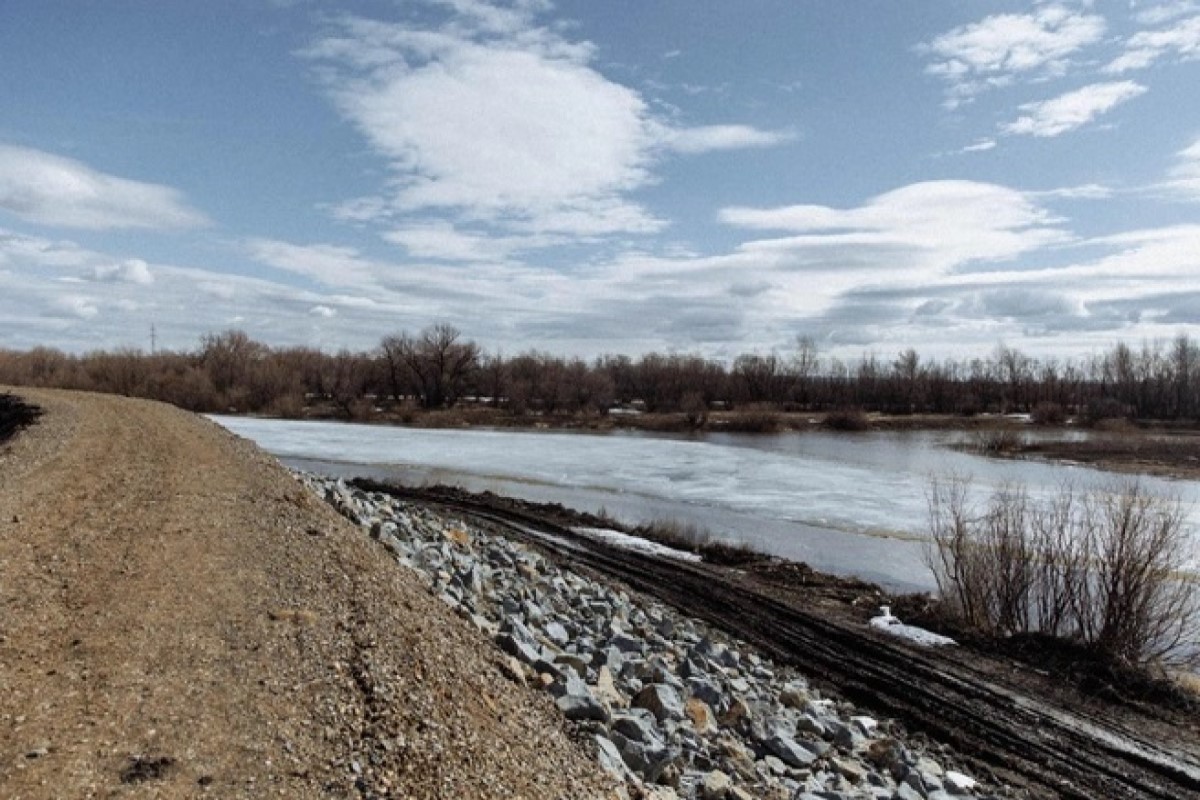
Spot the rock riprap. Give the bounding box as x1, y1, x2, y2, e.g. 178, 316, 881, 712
303, 475, 991, 800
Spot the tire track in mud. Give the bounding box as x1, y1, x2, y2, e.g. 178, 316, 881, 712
375, 485, 1200, 800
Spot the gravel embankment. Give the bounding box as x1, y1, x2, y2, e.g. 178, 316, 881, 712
307, 474, 990, 800
0, 389, 617, 799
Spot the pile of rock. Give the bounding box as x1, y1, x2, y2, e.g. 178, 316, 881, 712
302, 475, 989, 800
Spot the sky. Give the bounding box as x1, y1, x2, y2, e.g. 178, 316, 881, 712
1, 0, 1198, 361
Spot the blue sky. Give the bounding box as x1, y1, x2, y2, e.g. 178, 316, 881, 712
1, 0, 1198, 360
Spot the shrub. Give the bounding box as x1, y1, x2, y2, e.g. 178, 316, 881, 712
632, 518, 757, 565
265, 392, 306, 419
1031, 401, 1067, 425
971, 427, 1024, 453
721, 409, 780, 433
1084, 397, 1133, 427
680, 391, 708, 430
926, 478, 1199, 668
822, 408, 870, 431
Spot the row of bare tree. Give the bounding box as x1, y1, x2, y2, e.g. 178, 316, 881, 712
1, 325, 1198, 422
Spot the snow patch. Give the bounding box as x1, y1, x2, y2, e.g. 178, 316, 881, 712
869, 606, 956, 647
573, 526, 703, 562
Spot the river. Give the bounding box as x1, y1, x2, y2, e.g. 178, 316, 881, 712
211, 416, 1200, 593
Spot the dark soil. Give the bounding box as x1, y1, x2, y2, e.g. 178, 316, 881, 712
889, 596, 1199, 712
0, 393, 41, 444
355, 478, 1200, 800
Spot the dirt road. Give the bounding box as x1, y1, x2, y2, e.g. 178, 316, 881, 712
0, 389, 615, 799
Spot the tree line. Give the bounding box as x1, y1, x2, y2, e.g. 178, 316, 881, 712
1, 324, 1197, 424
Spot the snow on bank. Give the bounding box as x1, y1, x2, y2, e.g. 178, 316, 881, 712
869, 606, 956, 647
572, 526, 703, 562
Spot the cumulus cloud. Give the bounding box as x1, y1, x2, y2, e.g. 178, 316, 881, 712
304, 3, 785, 240
1106, 13, 1200, 72
920, 5, 1105, 105
1002, 81, 1146, 137
0, 144, 208, 230
54, 295, 100, 320
90, 258, 154, 285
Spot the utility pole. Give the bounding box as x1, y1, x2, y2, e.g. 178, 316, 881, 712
151, 324, 157, 354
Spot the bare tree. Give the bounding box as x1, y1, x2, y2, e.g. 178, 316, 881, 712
395, 324, 480, 409
199, 329, 265, 402
378, 334, 412, 401
1173, 333, 1197, 419
791, 336, 820, 408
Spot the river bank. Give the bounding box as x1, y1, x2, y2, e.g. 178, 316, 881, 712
305, 473, 989, 800
303, 473, 1200, 800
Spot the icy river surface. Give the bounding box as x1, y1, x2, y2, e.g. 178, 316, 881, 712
211, 416, 1200, 592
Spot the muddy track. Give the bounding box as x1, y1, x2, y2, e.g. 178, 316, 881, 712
376, 486, 1200, 800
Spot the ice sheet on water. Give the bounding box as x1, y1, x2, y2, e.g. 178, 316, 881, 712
211, 416, 1200, 588
869, 606, 956, 647
572, 527, 703, 562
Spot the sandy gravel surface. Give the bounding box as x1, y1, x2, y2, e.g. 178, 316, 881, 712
0, 388, 616, 799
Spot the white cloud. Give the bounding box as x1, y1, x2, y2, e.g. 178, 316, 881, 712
961, 138, 997, 153
0, 144, 208, 230
664, 125, 795, 154
1002, 81, 1146, 137
329, 43, 656, 225
1105, 14, 1200, 72
1162, 136, 1200, 199
611, 180, 1075, 341
310, 305, 336, 318
718, 181, 1066, 272
382, 221, 558, 261
0, 228, 93, 268
1134, 1, 1199, 25
90, 258, 154, 285
1029, 183, 1114, 199
54, 295, 100, 320
246, 238, 379, 288
304, 4, 785, 241
921, 5, 1105, 105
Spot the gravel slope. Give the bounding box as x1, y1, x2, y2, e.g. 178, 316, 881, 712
0, 388, 617, 799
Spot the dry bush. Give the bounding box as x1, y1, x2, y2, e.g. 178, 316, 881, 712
1084, 397, 1134, 427
265, 392, 306, 419
721, 408, 780, 433
680, 391, 709, 430
822, 407, 870, 432
927, 478, 1199, 668
971, 427, 1024, 453
1031, 401, 1067, 425
632, 518, 756, 565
